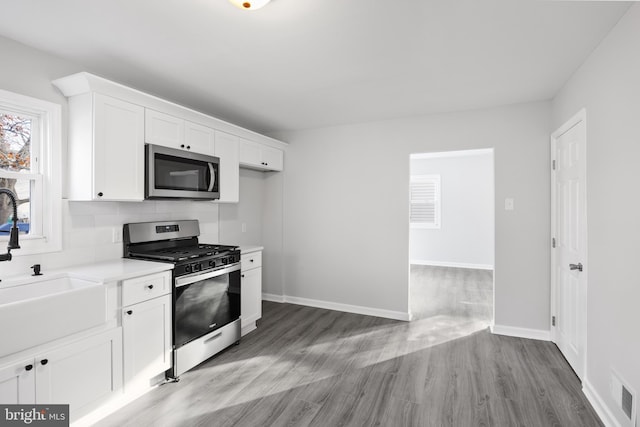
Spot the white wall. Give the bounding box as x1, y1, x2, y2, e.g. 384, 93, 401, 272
272, 100, 550, 328
552, 4, 640, 426
0, 36, 220, 278
218, 168, 264, 246
409, 151, 494, 269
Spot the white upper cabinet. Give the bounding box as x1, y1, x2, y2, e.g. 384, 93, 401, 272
184, 120, 215, 154
54, 72, 286, 203
66, 93, 145, 201
239, 139, 284, 171
214, 131, 240, 203
145, 109, 185, 149
261, 145, 284, 171
145, 109, 215, 155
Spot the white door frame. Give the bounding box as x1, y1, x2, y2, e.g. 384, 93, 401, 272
550, 108, 588, 380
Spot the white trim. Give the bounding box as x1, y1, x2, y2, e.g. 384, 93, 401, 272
490, 324, 551, 341
410, 148, 493, 160
410, 259, 494, 270
0, 89, 62, 255
583, 378, 621, 427
241, 323, 257, 336
261, 293, 410, 321
262, 292, 285, 303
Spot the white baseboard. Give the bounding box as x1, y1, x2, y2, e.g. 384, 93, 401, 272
583, 378, 622, 427
262, 292, 285, 303
241, 322, 257, 337
261, 293, 410, 321
410, 259, 494, 270
490, 324, 551, 341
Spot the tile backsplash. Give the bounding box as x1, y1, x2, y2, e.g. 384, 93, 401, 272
0, 199, 219, 279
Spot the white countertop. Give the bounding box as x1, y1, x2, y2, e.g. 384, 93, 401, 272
62, 259, 172, 283
240, 245, 264, 255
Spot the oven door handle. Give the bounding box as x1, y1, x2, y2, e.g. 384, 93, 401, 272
175, 263, 241, 288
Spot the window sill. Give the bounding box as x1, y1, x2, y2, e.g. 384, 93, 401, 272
0, 235, 61, 256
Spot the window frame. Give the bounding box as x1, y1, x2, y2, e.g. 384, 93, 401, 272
0, 89, 61, 255
410, 174, 441, 229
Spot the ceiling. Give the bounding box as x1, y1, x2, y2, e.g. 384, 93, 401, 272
0, 0, 631, 134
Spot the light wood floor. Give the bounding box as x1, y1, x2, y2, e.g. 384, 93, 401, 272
97, 292, 602, 426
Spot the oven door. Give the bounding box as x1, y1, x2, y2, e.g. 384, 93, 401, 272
173, 264, 241, 348
145, 144, 220, 200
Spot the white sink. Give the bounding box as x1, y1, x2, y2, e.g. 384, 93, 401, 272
0, 275, 106, 358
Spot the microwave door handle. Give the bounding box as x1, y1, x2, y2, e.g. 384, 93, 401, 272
208, 163, 215, 192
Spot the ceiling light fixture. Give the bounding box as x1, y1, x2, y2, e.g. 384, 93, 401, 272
229, 0, 271, 11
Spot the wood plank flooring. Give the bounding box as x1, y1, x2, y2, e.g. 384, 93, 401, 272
96, 298, 602, 426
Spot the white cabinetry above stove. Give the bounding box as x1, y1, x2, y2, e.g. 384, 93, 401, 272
53, 72, 286, 203
239, 139, 283, 172
145, 109, 216, 156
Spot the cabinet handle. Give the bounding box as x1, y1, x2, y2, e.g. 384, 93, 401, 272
186, 145, 191, 150
250, 259, 254, 262
241, 274, 245, 278
180, 144, 185, 148
126, 310, 133, 315
25, 364, 33, 371
97, 192, 103, 197
40, 359, 48, 366
147, 284, 154, 290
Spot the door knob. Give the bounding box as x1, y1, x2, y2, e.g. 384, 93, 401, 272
569, 263, 583, 272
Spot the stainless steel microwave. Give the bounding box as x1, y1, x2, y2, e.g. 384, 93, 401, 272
145, 144, 220, 200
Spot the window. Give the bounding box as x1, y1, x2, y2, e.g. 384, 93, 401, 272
0, 89, 61, 254
410, 175, 440, 229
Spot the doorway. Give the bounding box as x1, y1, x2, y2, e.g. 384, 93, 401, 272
409, 149, 495, 336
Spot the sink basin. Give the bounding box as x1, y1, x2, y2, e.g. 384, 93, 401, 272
0, 275, 106, 358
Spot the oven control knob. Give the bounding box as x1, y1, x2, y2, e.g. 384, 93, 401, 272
184, 264, 192, 273
209, 260, 215, 267
194, 263, 201, 272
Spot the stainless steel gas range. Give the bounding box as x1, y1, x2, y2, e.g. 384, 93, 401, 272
123, 220, 241, 378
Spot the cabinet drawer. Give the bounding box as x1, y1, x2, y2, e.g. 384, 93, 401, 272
122, 271, 171, 306
241, 252, 262, 271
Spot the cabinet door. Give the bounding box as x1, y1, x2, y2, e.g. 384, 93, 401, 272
35, 328, 123, 419
241, 267, 262, 330
122, 295, 171, 390
239, 138, 262, 168
0, 358, 35, 404
261, 146, 284, 171
145, 109, 184, 148
93, 94, 145, 201
184, 121, 215, 155
214, 130, 240, 203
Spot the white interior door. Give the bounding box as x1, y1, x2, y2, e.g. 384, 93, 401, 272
551, 109, 587, 380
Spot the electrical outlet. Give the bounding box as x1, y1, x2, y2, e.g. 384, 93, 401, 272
112, 227, 122, 243
505, 198, 515, 211
241, 223, 247, 233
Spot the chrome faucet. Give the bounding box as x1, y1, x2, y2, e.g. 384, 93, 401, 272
0, 189, 20, 262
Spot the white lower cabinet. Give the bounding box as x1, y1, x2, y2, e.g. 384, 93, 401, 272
0, 357, 35, 404
241, 250, 263, 336
122, 294, 172, 391
36, 328, 123, 415
0, 328, 122, 420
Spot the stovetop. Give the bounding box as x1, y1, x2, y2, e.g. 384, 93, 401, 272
129, 244, 238, 262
